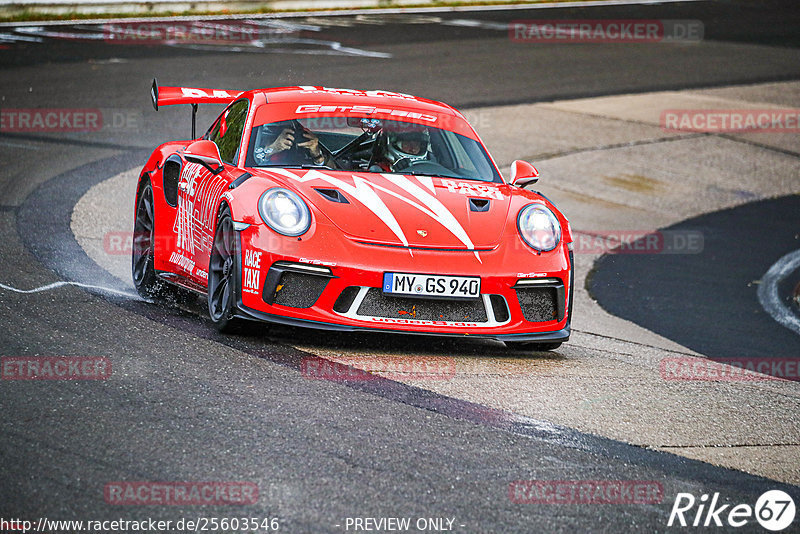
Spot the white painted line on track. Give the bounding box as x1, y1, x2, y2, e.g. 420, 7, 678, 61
13, 26, 106, 39
0, 141, 40, 149
0, 280, 139, 298
757, 249, 800, 337
0, 32, 43, 42
170, 39, 392, 57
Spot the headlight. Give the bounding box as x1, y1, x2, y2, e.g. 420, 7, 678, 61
258, 188, 311, 236
517, 204, 561, 252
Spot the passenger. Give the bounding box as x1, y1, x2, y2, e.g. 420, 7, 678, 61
370, 127, 430, 172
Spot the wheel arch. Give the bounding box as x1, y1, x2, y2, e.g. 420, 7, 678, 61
214, 197, 234, 229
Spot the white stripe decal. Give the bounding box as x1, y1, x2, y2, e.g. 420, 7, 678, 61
267, 167, 313, 183
380, 174, 480, 262
269, 168, 409, 248
416, 175, 436, 195
367, 181, 437, 219
269, 169, 480, 261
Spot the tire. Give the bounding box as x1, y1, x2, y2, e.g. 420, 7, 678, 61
132, 179, 165, 299
504, 341, 562, 352
207, 205, 244, 333
132, 178, 195, 305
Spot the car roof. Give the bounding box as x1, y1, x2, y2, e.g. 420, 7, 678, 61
248, 86, 461, 117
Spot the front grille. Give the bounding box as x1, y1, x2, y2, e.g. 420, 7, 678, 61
271, 271, 329, 308
516, 287, 558, 322
356, 289, 488, 322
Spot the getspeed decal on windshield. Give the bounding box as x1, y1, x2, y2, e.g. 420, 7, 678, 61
295, 105, 437, 123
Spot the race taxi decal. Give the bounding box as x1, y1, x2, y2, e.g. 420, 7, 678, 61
441, 179, 504, 200
242, 249, 262, 295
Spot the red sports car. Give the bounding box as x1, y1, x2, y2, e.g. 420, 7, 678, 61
134, 81, 573, 350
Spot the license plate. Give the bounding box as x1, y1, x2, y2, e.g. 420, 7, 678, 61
382, 273, 481, 299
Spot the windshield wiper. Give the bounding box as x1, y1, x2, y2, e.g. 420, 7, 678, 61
255, 164, 335, 170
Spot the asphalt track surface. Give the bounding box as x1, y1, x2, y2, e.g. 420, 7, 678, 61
1, 0, 800, 531
590, 195, 800, 361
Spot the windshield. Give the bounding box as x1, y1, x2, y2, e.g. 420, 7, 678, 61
244, 116, 502, 182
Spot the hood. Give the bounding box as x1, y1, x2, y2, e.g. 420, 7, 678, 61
260, 168, 513, 250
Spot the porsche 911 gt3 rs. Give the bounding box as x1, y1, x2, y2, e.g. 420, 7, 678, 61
133, 81, 573, 351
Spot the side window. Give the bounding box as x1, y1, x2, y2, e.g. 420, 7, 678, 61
208, 99, 249, 165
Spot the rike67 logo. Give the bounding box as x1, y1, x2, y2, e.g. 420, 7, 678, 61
668, 490, 796, 531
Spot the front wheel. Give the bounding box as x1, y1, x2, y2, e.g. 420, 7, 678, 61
207, 205, 244, 333
504, 341, 562, 352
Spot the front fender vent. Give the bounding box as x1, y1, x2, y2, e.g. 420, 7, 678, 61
163, 159, 181, 207
229, 172, 252, 190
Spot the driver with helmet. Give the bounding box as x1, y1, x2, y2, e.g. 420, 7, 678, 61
253, 121, 330, 166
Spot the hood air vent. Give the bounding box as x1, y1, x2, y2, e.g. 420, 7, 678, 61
469, 198, 490, 212
315, 188, 349, 204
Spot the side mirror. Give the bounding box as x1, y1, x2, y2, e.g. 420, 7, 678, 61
185, 140, 223, 173
511, 160, 539, 187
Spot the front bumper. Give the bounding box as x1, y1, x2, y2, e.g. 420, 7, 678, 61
233, 221, 573, 342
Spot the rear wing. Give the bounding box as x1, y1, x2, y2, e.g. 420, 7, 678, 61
150, 78, 243, 138
150, 78, 243, 109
